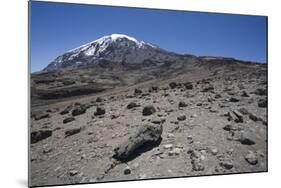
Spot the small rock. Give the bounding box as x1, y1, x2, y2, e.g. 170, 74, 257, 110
245, 151, 258, 165
178, 101, 187, 108
258, 99, 267, 108
214, 94, 222, 98
60, 105, 72, 115
63, 117, 75, 124
43, 147, 53, 154
163, 144, 173, 149
229, 97, 239, 102
134, 88, 142, 95
201, 84, 214, 92
31, 130, 52, 144
168, 148, 181, 156
220, 160, 233, 169
142, 105, 156, 116
254, 88, 267, 96
127, 102, 138, 109
149, 86, 159, 92
241, 91, 249, 97
239, 137, 256, 145
169, 82, 178, 89
177, 115, 186, 121
151, 118, 162, 125
94, 107, 106, 116
232, 110, 243, 123
110, 114, 119, 119
96, 97, 103, 102
69, 170, 78, 176
210, 148, 218, 155
184, 82, 193, 90
190, 150, 205, 171
167, 133, 175, 138
249, 113, 258, 122
34, 113, 50, 121
238, 108, 249, 115
72, 105, 87, 116
124, 166, 131, 175
223, 124, 240, 131
65, 127, 82, 138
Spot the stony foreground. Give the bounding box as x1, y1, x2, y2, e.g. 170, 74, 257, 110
30, 64, 267, 187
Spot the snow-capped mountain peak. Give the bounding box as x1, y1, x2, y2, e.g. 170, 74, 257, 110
43, 34, 177, 72
68, 34, 155, 54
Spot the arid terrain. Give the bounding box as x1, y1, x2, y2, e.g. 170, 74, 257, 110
30, 56, 267, 187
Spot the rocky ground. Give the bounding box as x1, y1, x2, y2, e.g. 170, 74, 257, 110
30, 60, 267, 187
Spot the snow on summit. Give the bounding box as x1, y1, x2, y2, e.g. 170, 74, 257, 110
68, 34, 155, 54
43, 34, 170, 72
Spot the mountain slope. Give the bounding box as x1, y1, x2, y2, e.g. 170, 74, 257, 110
43, 34, 182, 72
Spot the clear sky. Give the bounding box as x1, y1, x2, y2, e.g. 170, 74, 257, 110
30, 1, 267, 72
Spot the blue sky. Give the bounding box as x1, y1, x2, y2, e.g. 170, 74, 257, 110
30, 1, 267, 72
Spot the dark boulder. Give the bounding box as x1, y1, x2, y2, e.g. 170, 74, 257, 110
65, 127, 82, 138
178, 101, 188, 108
169, 82, 178, 89
232, 110, 243, 123
249, 113, 258, 122
177, 115, 186, 121
241, 91, 249, 97
71, 105, 87, 116
94, 106, 106, 116
113, 123, 163, 161
149, 86, 159, 92
184, 82, 193, 90
229, 97, 239, 102
258, 99, 267, 108
31, 130, 52, 144
96, 97, 103, 102
134, 88, 142, 95
60, 105, 72, 115
239, 137, 256, 145
127, 102, 139, 109
254, 88, 267, 96
63, 117, 75, 124
34, 113, 50, 121
142, 105, 156, 116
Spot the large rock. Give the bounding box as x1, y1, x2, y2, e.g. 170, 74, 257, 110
142, 105, 156, 116
113, 123, 163, 161
31, 130, 52, 144
169, 82, 178, 89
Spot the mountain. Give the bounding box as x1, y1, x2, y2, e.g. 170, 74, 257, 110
43, 34, 183, 72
